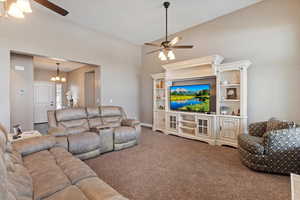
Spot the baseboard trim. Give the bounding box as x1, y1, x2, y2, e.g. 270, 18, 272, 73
141, 123, 153, 128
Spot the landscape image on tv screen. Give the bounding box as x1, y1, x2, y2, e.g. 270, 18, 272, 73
170, 84, 211, 112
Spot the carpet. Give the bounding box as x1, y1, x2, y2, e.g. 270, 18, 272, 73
85, 127, 290, 200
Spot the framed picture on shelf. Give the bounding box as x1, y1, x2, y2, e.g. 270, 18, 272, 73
226, 88, 237, 99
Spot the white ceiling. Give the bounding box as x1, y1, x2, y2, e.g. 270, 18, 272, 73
33, 56, 86, 72
33, 0, 262, 44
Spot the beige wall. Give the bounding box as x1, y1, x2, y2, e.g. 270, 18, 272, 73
67, 65, 100, 107
10, 54, 34, 131
0, 10, 141, 129
141, 0, 300, 124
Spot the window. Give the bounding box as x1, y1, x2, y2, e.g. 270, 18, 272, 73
56, 84, 62, 109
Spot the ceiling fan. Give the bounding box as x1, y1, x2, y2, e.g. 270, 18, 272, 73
0, 0, 69, 19
145, 1, 193, 61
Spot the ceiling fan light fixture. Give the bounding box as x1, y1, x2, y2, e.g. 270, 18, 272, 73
168, 50, 175, 60
0, 2, 5, 17
8, 2, 24, 18
61, 77, 66, 82
16, 0, 32, 13
159, 51, 167, 61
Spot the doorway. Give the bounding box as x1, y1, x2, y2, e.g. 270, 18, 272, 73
34, 81, 56, 124
84, 71, 96, 107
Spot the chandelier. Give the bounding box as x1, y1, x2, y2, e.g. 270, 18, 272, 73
0, 0, 32, 18
51, 63, 66, 82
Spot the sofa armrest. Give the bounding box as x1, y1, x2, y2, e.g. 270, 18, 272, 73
48, 127, 67, 137
13, 135, 56, 156
121, 119, 140, 127
238, 134, 264, 155
263, 128, 300, 154
248, 121, 267, 137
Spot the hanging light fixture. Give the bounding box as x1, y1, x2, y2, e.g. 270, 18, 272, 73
51, 63, 66, 83
0, 0, 32, 19
16, 0, 32, 13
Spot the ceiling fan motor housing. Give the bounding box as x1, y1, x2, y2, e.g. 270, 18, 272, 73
163, 2, 170, 9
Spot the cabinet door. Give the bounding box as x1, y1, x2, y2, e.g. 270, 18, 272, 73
156, 111, 165, 130
166, 113, 178, 132
219, 118, 240, 140
197, 117, 211, 137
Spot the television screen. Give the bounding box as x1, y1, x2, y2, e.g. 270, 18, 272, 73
170, 84, 211, 112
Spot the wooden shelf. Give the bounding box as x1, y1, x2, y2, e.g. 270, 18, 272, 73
180, 120, 196, 124
220, 84, 240, 87
179, 126, 196, 130
221, 99, 240, 102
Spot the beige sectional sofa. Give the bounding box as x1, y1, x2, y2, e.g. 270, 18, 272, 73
47, 106, 141, 160
0, 125, 128, 200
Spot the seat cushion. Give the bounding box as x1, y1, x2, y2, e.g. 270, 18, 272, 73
44, 186, 88, 200
238, 134, 265, 155
114, 127, 137, 144
76, 177, 128, 200
68, 132, 101, 155
23, 150, 71, 200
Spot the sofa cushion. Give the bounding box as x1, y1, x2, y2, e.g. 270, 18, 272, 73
86, 107, 101, 118
13, 136, 56, 157
56, 108, 87, 122
100, 106, 123, 117
0, 149, 8, 200
76, 177, 128, 200
266, 118, 289, 132
51, 147, 97, 184
114, 127, 137, 144
7, 164, 33, 199
23, 150, 71, 200
58, 119, 90, 135
68, 132, 100, 155
54, 136, 68, 150
44, 186, 88, 200
238, 134, 265, 155
102, 116, 122, 128
88, 118, 104, 129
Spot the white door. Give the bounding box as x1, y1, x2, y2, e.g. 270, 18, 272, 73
34, 82, 56, 123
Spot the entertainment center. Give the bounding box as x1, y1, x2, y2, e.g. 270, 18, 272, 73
151, 55, 251, 147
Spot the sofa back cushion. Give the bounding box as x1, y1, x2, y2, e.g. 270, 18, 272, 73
100, 106, 126, 127
0, 128, 8, 200
58, 119, 89, 135
56, 108, 87, 122
56, 108, 89, 135
266, 118, 289, 132
86, 107, 103, 128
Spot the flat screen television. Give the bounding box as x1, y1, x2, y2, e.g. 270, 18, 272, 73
170, 84, 211, 113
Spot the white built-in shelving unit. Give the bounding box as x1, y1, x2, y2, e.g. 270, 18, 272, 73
151, 55, 251, 148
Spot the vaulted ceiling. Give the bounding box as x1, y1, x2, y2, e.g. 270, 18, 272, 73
34, 0, 262, 44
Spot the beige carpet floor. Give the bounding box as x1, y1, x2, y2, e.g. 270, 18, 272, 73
85, 127, 290, 200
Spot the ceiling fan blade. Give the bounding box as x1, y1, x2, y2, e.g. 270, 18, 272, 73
33, 0, 69, 16
172, 45, 194, 49
146, 48, 163, 55
144, 43, 161, 47
169, 36, 182, 46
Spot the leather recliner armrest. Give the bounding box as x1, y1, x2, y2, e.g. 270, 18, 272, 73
121, 119, 140, 127
13, 135, 56, 156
